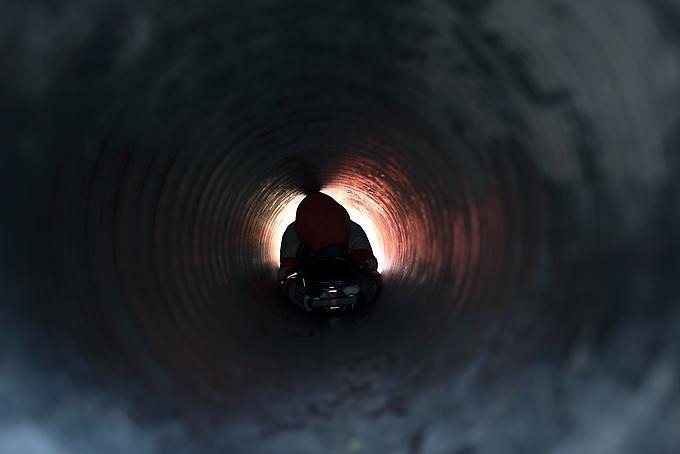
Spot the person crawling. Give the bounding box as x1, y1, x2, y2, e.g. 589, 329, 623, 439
278, 192, 381, 312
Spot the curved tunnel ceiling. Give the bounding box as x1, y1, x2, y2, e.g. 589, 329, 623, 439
2, 0, 680, 452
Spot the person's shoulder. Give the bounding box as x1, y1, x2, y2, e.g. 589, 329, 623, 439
350, 221, 366, 234
283, 222, 297, 235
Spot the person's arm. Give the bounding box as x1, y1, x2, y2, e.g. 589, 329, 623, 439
278, 223, 300, 282
348, 221, 378, 271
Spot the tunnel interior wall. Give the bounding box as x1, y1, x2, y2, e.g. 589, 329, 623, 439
2, 0, 680, 453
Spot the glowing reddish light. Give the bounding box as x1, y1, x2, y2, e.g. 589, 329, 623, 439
270, 193, 305, 265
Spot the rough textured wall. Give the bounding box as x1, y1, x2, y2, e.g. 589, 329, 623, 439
2, 0, 679, 453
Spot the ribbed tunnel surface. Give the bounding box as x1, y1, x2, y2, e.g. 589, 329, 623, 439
2, 0, 680, 453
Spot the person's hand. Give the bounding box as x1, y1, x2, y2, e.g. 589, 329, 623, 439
278, 267, 294, 282
278, 256, 299, 282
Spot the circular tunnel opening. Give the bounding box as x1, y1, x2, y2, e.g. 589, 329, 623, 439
60, 105, 531, 394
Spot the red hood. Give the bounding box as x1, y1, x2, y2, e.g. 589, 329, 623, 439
294, 192, 350, 251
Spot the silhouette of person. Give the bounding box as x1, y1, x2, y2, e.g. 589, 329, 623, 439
278, 192, 380, 310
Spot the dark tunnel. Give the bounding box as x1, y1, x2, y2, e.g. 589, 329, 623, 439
2, 0, 680, 452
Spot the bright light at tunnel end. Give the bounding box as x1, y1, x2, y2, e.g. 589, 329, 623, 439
270, 188, 387, 273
